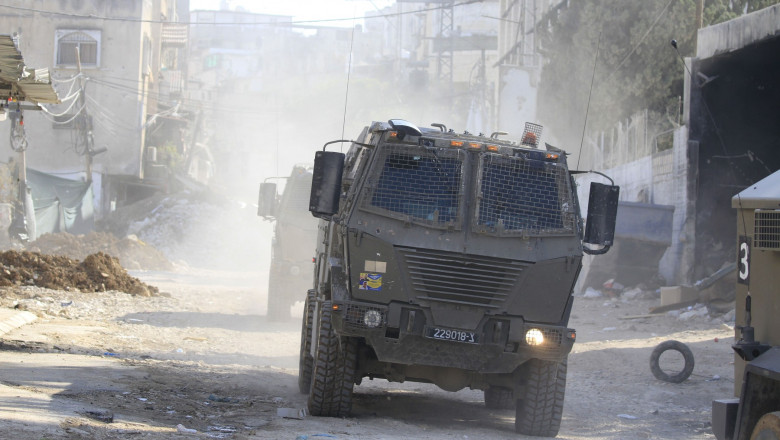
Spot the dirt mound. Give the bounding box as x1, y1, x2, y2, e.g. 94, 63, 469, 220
0, 250, 159, 296
28, 231, 174, 271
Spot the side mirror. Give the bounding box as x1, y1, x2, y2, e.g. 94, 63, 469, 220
583, 182, 619, 254
310, 150, 345, 219
257, 182, 278, 217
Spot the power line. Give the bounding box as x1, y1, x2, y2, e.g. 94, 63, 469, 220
87, 76, 279, 117
0, 1, 481, 27
598, 0, 675, 87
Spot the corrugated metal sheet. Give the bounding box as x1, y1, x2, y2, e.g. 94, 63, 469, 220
0, 35, 60, 105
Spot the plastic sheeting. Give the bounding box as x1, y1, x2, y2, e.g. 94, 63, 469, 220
27, 169, 94, 240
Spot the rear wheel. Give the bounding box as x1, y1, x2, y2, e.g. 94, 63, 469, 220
484, 386, 514, 410
515, 358, 567, 437
307, 305, 357, 417
751, 411, 780, 440
298, 290, 316, 394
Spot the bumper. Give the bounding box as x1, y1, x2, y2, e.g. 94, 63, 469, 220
330, 300, 575, 374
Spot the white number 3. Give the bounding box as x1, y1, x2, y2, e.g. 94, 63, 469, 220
739, 241, 749, 281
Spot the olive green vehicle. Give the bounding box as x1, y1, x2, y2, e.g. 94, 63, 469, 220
257, 165, 319, 320
299, 119, 619, 437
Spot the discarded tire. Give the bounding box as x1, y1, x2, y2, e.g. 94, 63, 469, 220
650, 340, 694, 383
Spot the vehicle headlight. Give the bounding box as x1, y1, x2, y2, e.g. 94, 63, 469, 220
525, 328, 544, 346
363, 310, 383, 328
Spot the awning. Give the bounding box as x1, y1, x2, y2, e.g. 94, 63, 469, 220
0, 35, 60, 105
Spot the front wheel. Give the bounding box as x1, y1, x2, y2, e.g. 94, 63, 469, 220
307, 305, 357, 417
515, 358, 567, 437
298, 290, 316, 394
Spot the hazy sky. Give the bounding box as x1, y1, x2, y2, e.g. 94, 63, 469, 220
189, 0, 395, 26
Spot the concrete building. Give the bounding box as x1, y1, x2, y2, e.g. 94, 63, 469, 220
186, 9, 295, 197
576, 4, 780, 287
0, 0, 189, 232
365, 1, 499, 131
493, 0, 558, 142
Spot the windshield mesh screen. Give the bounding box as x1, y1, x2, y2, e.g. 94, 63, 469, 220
362, 146, 463, 228
476, 155, 574, 235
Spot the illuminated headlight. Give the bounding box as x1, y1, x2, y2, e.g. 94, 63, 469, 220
363, 310, 383, 328
525, 328, 544, 346
289, 266, 301, 276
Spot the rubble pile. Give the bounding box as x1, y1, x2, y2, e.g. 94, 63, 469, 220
0, 250, 159, 296
28, 231, 174, 271
101, 190, 268, 271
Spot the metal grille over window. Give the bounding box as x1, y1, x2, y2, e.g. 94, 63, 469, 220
57, 32, 98, 65
755, 210, 780, 250
361, 145, 463, 228
476, 155, 574, 236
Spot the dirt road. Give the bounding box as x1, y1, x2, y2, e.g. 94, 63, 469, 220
0, 268, 735, 439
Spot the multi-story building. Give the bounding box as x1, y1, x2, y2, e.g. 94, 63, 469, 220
0, 0, 189, 231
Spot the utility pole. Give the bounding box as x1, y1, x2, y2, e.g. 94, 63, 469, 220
75, 47, 94, 184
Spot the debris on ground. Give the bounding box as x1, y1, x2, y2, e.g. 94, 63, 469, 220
0, 250, 159, 296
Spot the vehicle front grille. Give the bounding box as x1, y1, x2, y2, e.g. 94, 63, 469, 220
398, 247, 527, 308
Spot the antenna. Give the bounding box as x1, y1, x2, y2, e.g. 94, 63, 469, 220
576, 31, 601, 171
340, 15, 357, 150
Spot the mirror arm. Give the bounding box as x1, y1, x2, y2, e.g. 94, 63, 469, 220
583, 244, 611, 255
570, 169, 615, 186
322, 140, 372, 151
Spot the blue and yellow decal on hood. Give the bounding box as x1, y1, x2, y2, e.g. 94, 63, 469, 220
359, 273, 383, 291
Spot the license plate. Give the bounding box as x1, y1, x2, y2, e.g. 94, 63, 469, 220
424, 326, 479, 344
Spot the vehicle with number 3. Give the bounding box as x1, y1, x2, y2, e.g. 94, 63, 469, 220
300, 119, 619, 437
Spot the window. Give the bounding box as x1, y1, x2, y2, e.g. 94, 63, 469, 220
475, 155, 575, 236
361, 145, 463, 228
56, 30, 100, 67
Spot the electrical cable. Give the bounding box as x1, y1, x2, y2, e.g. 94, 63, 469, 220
50, 72, 83, 84
0, 1, 481, 26
85, 95, 139, 131
598, 0, 675, 88
88, 76, 276, 117
40, 90, 82, 117
38, 103, 85, 124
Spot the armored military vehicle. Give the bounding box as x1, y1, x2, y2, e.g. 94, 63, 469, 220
257, 165, 319, 320
299, 119, 619, 437
712, 170, 780, 440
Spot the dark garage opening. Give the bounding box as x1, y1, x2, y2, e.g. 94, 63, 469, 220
689, 35, 780, 279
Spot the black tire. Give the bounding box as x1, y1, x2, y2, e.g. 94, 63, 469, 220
649, 340, 694, 383
484, 386, 514, 410
298, 290, 316, 394
266, 266, 290, 321
515, 358, 567, 437
307, 306, 357, 417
